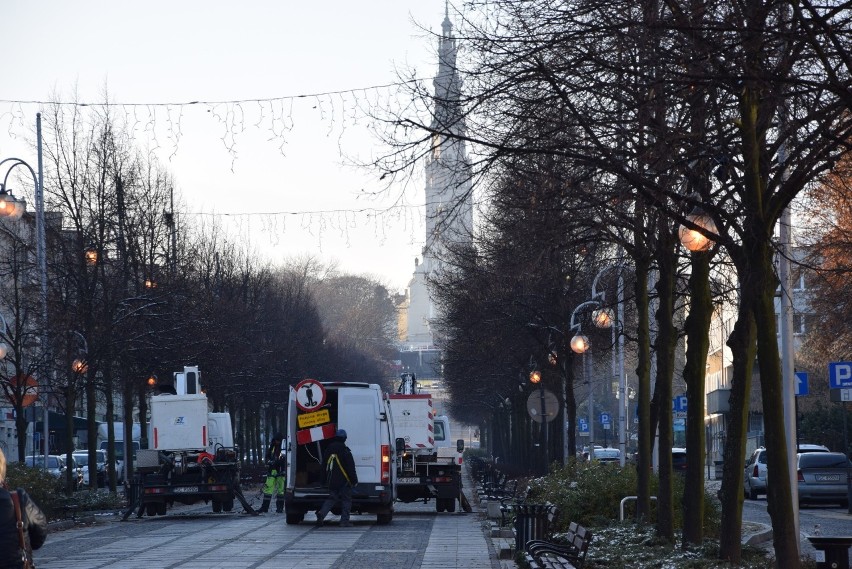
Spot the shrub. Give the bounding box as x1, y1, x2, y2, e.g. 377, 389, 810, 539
5, 463, 127, 520
5, 462, 66, 520
527, 458, 720, 535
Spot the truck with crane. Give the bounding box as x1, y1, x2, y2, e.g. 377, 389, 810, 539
123, 366, 254, 518
388, 373, 469, 513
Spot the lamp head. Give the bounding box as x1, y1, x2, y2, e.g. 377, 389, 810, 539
679, 207, 717, 252
529, 370, 541, 384
592, 308, 614, 329
570, 333, 590, 354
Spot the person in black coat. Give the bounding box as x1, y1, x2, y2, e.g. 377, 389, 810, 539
0, 448, 48, 569
315, 429, 358, 527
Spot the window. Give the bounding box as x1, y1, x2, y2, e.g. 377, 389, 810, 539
433, 421, 446, 441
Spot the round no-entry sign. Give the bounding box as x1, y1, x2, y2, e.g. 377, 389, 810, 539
295, 378, 326, 412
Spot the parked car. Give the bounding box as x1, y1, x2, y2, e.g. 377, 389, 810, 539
796, 452, 852, 507
25, 454, 64, 477
589, 447, 621, 464
73, 450, 108, 487
672, 448, 688, 474
581, 445, 604, 462
744, 443, 829, 500
25, 454, 83, 490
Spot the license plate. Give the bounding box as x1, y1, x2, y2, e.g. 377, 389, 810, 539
814, 474, 840, 482
397, 477, 420, 484
173, 486, 199, 493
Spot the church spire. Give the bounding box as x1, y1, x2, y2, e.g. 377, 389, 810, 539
433, 3, 462, 135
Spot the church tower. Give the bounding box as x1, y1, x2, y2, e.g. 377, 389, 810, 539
403, 6, 473, 349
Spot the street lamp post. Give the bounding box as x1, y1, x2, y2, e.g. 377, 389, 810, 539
529, 366, 549, 473
591, 263, 627, 465
570, 300, 600, 447
0, 112, 48, 468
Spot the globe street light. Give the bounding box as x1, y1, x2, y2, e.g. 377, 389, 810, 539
591, 262, 628, 465
570, 300, 603, 445
0, 113, 48, 467
678, 195, 718, 252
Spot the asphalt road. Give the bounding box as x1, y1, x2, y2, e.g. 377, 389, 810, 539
742, 496, 852, 562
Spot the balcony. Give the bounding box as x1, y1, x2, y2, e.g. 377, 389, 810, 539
707, 388, 731, 414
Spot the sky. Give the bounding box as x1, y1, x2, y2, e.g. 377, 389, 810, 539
1, 1, 450, 293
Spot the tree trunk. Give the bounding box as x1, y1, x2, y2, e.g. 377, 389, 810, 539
752, 240, 799, 566
634, 253, 653, 521
653, 234, 677, 542
682, 251, 712, 546
738, 84, 800, 568
718, 277, 756, 563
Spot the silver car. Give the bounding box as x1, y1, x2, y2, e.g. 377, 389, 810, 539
796, 452, 852, 507
744, 444, 829, 500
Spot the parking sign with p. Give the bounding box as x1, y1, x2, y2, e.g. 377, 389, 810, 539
829, 362, 852, 388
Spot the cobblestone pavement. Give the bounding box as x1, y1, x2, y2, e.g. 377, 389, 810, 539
34, 471, 498, 569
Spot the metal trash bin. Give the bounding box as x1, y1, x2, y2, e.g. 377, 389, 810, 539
513, 503, 556, 552
807, 536, 852, 569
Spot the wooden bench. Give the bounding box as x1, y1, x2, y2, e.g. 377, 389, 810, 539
524, 521, 593, 569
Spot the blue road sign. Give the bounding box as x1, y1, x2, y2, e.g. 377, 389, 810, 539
578, 419, 589, 433
829, 362, 852, 388
672, 395, 688, 412
600, 412, 611, 425
795, 371, 809, 396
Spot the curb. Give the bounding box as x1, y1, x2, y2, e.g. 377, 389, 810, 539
48, 514, 99, 532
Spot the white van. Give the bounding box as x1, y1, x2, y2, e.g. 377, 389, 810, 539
284, 381, 396, 525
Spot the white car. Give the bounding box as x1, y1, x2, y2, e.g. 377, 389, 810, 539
744, 443, 829, 500
73, 450, 108, 487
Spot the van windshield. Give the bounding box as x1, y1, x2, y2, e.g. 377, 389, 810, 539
100, 441, 140, 461
433, 421, 445, 441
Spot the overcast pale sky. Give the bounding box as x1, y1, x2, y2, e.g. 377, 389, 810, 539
1, 1, 450, 292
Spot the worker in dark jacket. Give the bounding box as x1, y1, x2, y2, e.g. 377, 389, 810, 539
259, 433, 286, 513
0, 448, 48, 569
315, 429, 358, 527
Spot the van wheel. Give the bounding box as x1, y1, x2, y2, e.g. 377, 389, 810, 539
286, 512, 304, 525
436, 499, 445, 513
376, 512, 393, 525
212, 500, 222, 513
223, 498, 234, 512
446, 499, 456, 513
145, 503, 158, 517
156, 502, 167, 516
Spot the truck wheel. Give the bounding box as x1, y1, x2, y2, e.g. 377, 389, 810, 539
376, 511, 393, 525
435, 500, 444, 513
145, 503, 158, 517
223, 498, 234, 512
285, 512, 304, 525
446, 499, 456, 513
212, 499, 222, 513
156, 502, 167, 516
